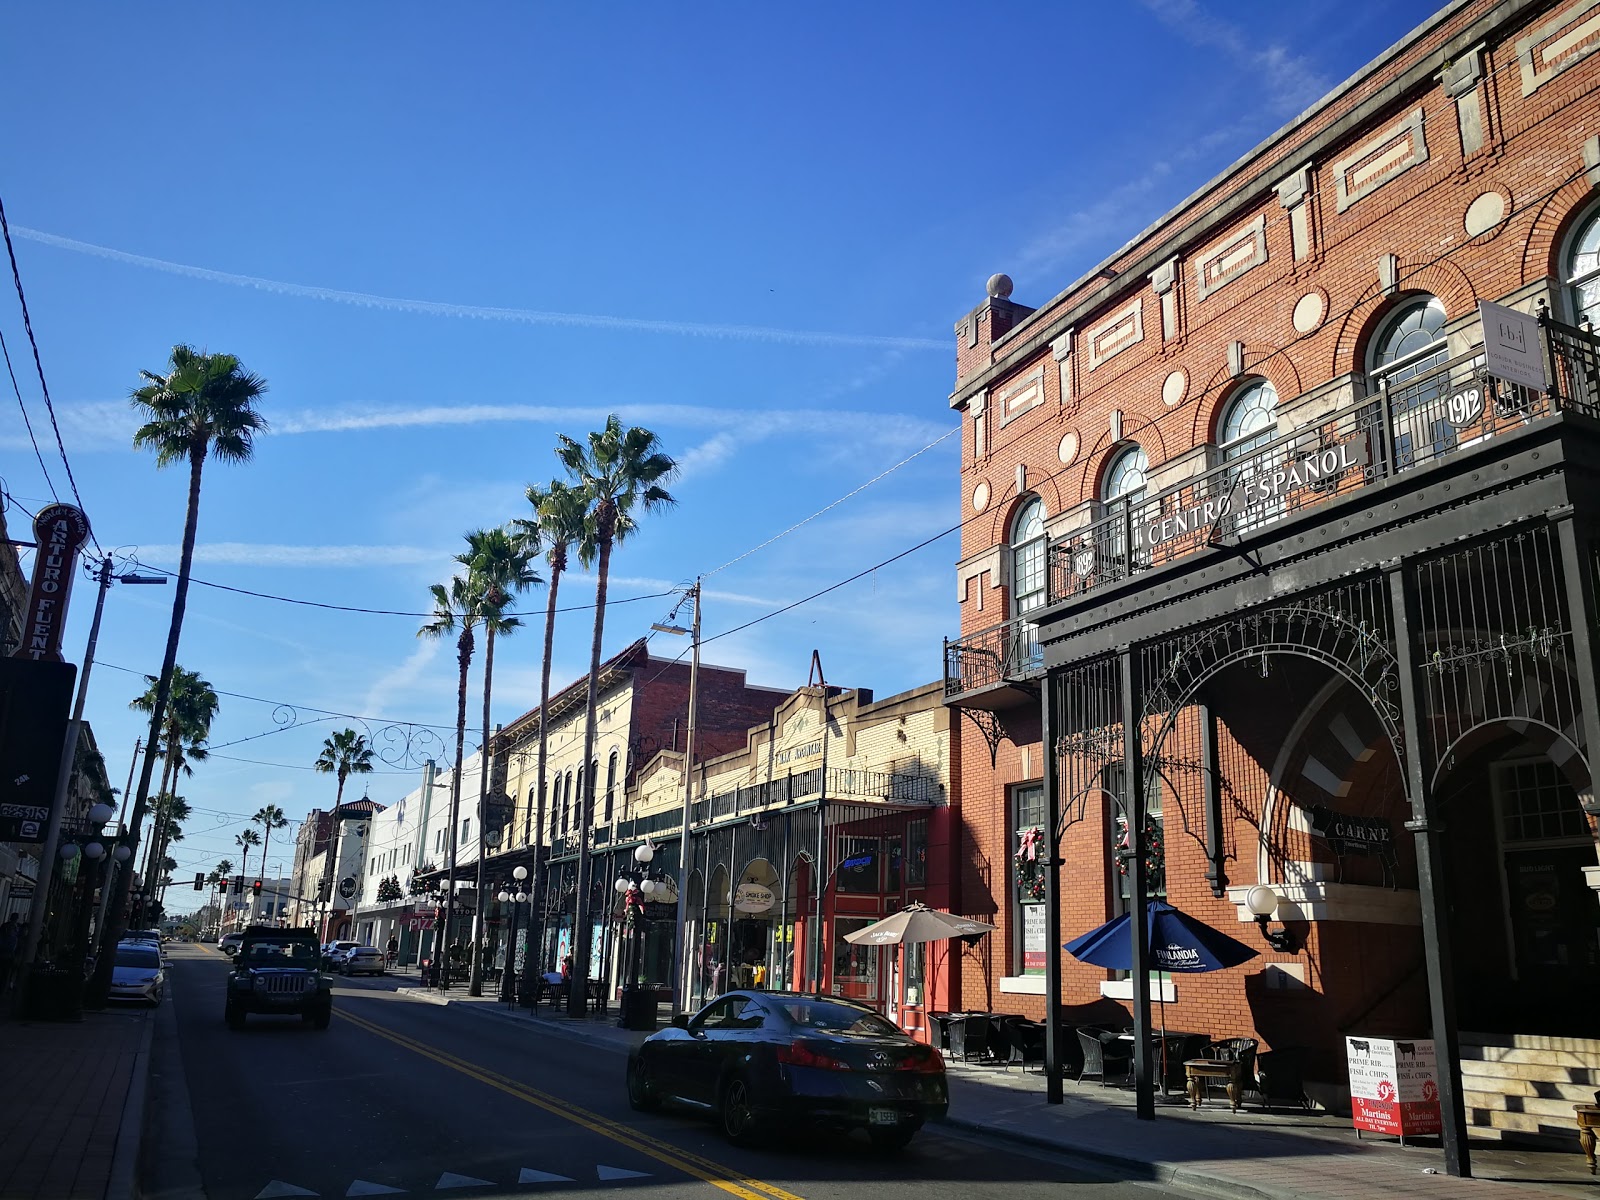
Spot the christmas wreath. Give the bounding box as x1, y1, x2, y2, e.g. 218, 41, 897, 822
1014, 827, 1047, 902
377, 874, 403, 904
1115, 814, 1165, 881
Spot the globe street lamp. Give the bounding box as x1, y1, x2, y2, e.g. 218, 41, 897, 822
497, 864, 529, 1004
616, 842, 663, 1031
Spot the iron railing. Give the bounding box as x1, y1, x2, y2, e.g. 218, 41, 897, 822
943, 613, 1042, 697
1044, 319, 1596, 608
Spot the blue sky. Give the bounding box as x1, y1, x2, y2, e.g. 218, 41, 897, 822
1, 0, 1443, 896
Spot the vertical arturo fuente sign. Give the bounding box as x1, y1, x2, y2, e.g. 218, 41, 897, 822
12, 503, 91, 662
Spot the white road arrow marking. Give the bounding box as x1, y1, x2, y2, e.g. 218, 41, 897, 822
595, 1166, 651, 1181
434, 1174, 494, 1190
347, 1183, 406, 1196
517, 1169, 575, 1184
256, 1184, 319, 1199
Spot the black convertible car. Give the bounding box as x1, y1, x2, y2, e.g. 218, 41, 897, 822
626, 990, 947, 1149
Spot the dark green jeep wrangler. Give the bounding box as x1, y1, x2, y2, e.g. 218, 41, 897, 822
225, 925, 332, 1030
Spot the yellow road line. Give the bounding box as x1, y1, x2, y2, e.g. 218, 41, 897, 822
337, 1006, 808, 1200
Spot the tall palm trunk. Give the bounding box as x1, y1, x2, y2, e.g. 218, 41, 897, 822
528, 545, 565, 980
89, 448, 205, 1003
440, 626, 473, 985
260, 824, 274, 919
469, 624, 498, 994
569, 524, 614, 1015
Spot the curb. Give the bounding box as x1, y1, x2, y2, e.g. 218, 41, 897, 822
107, 1009, 155, 1200
936, 1112, 1279, 1200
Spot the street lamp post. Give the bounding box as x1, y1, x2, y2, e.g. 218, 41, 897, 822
497, 865, 529, 1003
615, 841, 662, 1031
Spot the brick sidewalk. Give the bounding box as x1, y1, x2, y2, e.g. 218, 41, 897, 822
0, 1007, 152, 1200
381, 987, 1599, 1199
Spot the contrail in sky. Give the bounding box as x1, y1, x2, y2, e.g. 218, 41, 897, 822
12, 225, 948, 352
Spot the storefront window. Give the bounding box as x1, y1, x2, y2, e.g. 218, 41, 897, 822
1013, 783, 1046, 975
1107, 765, 1165, 908
832, 916, 878, 1000
837, 837, 880, 893
905, 819, 927, 887
905, 941, 925, 1008
885, 838, 902, 894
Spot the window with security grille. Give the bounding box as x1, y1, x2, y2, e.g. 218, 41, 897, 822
1498, 759, 1589, 842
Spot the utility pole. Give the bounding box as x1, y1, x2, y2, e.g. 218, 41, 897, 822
23, 560, 164, 969
664, 579, 701, 1012
22, 557, 112, 970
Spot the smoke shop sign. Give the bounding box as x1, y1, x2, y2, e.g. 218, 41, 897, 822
1134, 436, 1368, 552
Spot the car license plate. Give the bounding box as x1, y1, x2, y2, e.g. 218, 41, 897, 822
868, 1107, 900, 1126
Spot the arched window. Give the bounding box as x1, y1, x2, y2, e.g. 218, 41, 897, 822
604, 751, 618, 823
1370, 295, 1451, 468
548, 776, 560, 840
1566, 206, 1600, 326
1009, 497, 1046, 618
1218, 379, 1279, 461
1368, 295, 1448, 385
1102, 444, 1149, 507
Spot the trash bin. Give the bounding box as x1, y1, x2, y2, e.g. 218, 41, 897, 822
23, 967, 83, 1022
618, 986, 658, 1031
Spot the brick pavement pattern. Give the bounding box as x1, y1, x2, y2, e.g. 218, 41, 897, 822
0, 1009, 148, 1200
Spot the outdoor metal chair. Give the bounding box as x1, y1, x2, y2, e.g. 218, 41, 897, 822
1076, 1028, 1132, 1086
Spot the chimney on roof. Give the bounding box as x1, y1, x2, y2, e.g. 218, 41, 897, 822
956, 273, 1035, 383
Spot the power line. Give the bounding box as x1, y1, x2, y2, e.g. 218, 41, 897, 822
0, 329, 57, 503
0, 190, 95, 547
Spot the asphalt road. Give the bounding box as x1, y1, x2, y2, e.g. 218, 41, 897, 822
144, 944, 1199, 1200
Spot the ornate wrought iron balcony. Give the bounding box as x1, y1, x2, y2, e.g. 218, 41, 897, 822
943, 614, 1043, 707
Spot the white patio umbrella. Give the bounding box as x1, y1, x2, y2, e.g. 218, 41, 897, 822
844, 904, 995, 1044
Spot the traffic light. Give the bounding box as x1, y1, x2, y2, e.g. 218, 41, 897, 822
218, 879, 228, 895
234, 874, 245, 894
252, 879, 263, 896
193, 873, 205, 891
316, 879, 330, 902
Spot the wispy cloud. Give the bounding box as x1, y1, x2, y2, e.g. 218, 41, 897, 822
136, 542, 445, 569
1014, 165, 1176, 274
1136, 0, 1330, 114
363, 639, 441, 719
12, 226, 946, 352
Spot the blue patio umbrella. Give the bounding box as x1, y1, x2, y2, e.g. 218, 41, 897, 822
1063, 900, 1259, 973
1065, 900, 1259, 1089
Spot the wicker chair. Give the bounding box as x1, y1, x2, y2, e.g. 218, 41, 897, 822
1077, 1028, 1133, 1086
949, 1013, 992, 1062
1002, 1017, 1046, 1072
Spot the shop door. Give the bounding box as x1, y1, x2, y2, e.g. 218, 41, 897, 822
1504, 846, 1600, 1030
832, 916, 880, 1005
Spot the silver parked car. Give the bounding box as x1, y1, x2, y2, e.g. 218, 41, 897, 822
110, 942, 166, 1005
340, 945, 385, 976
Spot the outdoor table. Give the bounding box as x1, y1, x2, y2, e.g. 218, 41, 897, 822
1576, 1104, 1600, 1175
1184, 1058, 1242, 1111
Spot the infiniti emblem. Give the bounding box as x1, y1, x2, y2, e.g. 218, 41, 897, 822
870, 1051, 890, 1070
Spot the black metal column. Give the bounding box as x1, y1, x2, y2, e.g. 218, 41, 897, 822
1199, 701, 1227, 898
1385, 561, 1471, 1178
1120, 647, 1155, 1121
1554, 510, 1600, 798
1041, 672, 1064, 1104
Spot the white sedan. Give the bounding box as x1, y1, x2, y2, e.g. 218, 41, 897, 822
110, 942, 165, 1005
340, 946, 386, 976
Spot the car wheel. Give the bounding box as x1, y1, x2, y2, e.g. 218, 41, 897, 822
719, 1077, 760, 1145
626, 1057, 660, 1112
313, 1006, 332, 1031
225, 1003, 245, 1031
868, 1127, 918, 1152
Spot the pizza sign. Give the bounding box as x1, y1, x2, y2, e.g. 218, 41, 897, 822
1346, 1036, 1441, 1138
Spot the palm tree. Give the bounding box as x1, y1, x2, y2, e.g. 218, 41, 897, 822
235, 827, 261, 888
209, 858, 234, 935
130, 667, 218, 895
418, 574, 483, 984
455, 527, 541, 993
555, 415, 677, 1013
253, 804, 289, 923
313, 730, 374, 939
91, 347, 266, 999
513, 479, 590, 982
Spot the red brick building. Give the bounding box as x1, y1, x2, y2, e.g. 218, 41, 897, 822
943, 0, 1600, 1171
